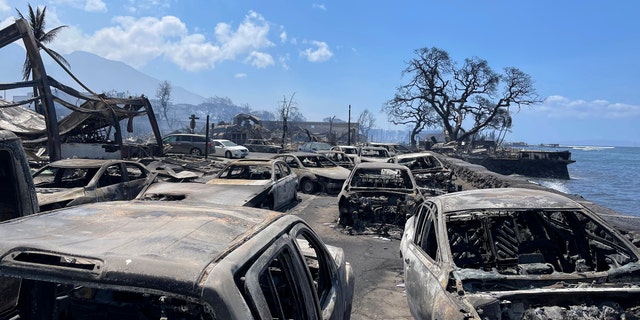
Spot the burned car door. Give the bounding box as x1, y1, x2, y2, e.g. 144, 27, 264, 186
122, 162, 153, 200
278, 162, 297, 204
87, 164, 126, 202
403, 202, 452, 319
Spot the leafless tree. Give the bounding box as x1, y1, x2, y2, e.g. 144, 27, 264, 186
384, 47, 542, 146
357, 109, 376, 143
156, 80, 172, 121
277, 93, 298, 148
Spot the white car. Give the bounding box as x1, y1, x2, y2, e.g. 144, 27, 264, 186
212, 139, 249, 158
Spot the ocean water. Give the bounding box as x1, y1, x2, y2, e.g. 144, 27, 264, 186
529, 146, 640, 217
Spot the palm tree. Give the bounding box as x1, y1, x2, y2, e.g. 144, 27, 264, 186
16, 3, 70, 81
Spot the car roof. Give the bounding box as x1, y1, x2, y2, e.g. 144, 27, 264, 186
228, 158, 279, 165
165, 133, 205, 137
432, 188, 583, 213
277, 151, 324, 157
44, 158, 127, 168
361, 146, 388, 151
0, 201, 284, 296
392, 152, 438, 159
353, 162, 409, 170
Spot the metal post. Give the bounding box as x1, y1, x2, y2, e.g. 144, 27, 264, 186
205, 115, 210, 159
347, 105, 351, 145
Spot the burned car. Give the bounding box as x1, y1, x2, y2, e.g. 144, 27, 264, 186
273, 152, 350, 194
32, 158, 154, 211
338, 162, 423, 230
400, 188, 640, 320
387, 152, 457, 194
139, 159, 298, 211
0, 201, 355, 319
207, 158, 298, 210
358, 146, 391, 163
244, 139, 283, 153
321, 150, 356, 169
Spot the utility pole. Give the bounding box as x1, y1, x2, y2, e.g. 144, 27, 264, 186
347, 105, 351, 145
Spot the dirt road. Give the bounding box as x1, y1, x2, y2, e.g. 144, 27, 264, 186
289, 194, 413, 320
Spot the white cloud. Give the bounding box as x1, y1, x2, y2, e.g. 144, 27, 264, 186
50, 0, 107, 12
84, 0, 107, 12
301, 40, 333, 62
124, 0, 171, 14
0, 0, 10, 12
279, 30, 287, 43
312, 3, 326, 11
245, 51, 274, 68
533, 95, 640, 119
279, 54, 290, 70
235, 73, 247, 78
51, 11, 275, 72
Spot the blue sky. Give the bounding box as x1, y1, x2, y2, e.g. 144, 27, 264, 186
1, 0, 639, 146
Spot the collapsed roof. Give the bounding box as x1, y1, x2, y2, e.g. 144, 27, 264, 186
0, 18, 163, 160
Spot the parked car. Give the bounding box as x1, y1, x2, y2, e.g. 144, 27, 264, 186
207, 158, 298, 210
0, 201, 354, 319
273, 152, 350, 194
244, 138, 283, 153
298, 141, 332, 153
331, 145, 361, 164
212, 139, 249, 158
358, 146, 391, 162
400, 188, 640, 320
321, 150, 356, 169
162, 133, 213, 156
338, 162, 422, 229
32, 159, 155, 211
387, 152, 457, 194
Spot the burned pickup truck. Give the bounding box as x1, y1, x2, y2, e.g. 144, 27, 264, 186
338, 162, 423, 232
401, 188, 640, 320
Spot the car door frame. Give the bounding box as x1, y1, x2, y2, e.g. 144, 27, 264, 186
243, 233, 320, 319
403, 201, 447, 318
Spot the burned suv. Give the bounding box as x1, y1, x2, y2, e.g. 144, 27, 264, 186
0, 201, 354, 319
338, 162, 423, 231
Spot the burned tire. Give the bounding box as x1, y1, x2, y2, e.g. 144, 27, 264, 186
190, 148, 202, 156
301, 179, 316, 194
225, 151, 232, 158
338, 204, 354, 227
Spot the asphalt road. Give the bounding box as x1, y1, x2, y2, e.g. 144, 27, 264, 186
288, 193, 413, 320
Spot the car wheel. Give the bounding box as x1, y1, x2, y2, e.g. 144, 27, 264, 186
301, 179, 316, 194
225, 151, 232, 158
190, 148, 202, 156
338, 203, 354, 227
290, 189, 299, 203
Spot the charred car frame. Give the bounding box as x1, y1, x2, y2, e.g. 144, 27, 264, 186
400, 188, 640, 320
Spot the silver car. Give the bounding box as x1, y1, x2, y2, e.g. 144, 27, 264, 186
400, 188, 640, 319
162, 133, 213, 156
